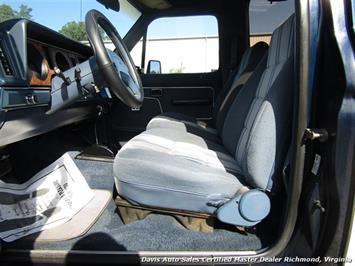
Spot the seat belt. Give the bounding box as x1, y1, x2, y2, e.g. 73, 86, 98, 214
223, 36, 239, 84
282, 146, 292, 192
229, 36, 239, 74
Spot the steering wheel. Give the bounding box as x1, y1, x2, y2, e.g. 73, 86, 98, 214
85, 9, 143, 108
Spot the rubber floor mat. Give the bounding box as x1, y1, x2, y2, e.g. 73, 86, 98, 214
24, 189, 111, 242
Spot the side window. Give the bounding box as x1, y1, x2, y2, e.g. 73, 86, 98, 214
130, 38, 143, 67
132, 15, 219, 74
249, 0, 294, 45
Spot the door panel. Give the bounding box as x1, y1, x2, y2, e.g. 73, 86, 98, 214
109, 71, 221, 139
110, 95, 162, 134
141, 71, 221, 121
144, 86, 214, 119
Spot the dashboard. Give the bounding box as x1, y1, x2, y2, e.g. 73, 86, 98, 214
27, 39, 86, 87
0, 19, 104, 147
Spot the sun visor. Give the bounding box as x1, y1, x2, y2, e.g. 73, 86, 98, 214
138, 0, 172, 10
97, 0, 120, 12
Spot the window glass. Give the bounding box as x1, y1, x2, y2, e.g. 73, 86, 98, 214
0, 0, 141, 41
133, 15, 219, 74
249, 0, 294, 45
130, 37, 143, 67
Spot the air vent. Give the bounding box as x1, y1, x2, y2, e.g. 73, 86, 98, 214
0, 43, 13, 76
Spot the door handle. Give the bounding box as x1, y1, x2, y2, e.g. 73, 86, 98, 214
171, 99, 211, 106
150, 88, 162, 97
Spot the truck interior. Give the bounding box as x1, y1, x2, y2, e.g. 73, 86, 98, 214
0, 0, 353, 264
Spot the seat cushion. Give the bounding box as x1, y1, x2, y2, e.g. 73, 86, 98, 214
129, 128, 242, 174
114, 128, 244, 213
146, 113, 220, 143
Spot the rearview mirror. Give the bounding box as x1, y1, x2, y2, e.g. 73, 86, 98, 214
147, 60, 162, 74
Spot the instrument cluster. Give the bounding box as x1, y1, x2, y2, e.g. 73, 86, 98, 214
27, 39, 86, 86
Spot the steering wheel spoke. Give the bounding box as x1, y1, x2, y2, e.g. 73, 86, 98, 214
85, 9, 144, 108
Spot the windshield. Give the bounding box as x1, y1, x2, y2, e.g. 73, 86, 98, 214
0, 0, 141, 41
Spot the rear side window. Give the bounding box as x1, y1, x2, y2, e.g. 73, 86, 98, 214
131, 15, 219, 74
249, 0, 294, 45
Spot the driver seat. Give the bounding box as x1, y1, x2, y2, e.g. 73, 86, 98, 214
113, 15, 295, 226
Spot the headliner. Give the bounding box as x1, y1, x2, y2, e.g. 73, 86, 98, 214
130, 0, 246, 12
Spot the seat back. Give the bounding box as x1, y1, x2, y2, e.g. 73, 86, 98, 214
213, 42, 268, 132
221, 15, 295, 191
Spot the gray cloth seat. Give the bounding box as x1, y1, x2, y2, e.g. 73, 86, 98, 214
146, 41, 269, 142
114, 128, 244, 213
114, 15, 295, 218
